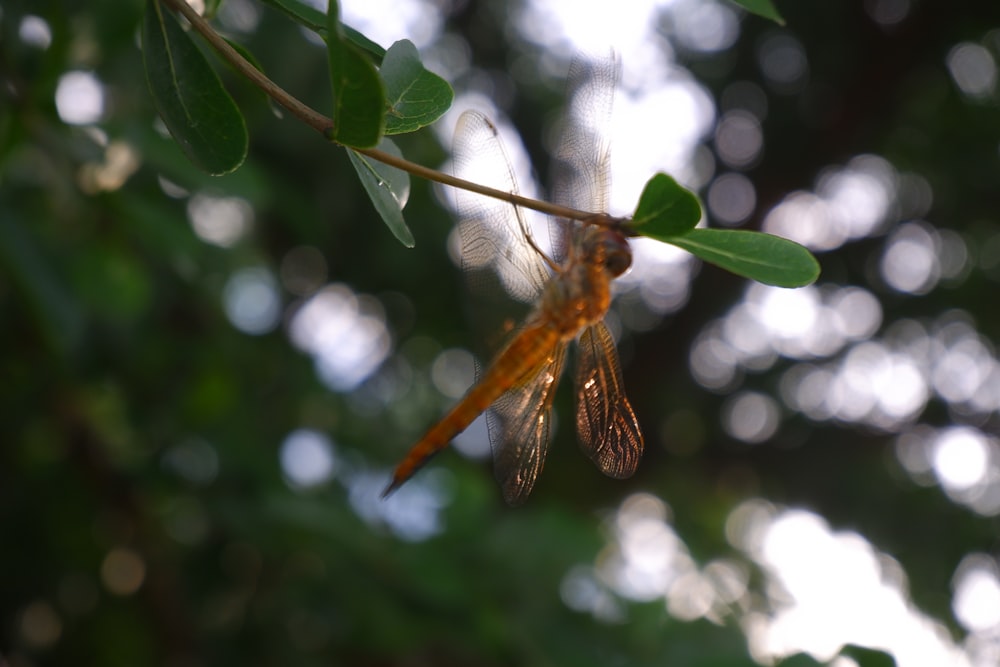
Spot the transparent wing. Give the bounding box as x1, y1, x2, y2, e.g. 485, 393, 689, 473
453, 110, 550, 303
551, 54, 620, 262
488, 343, 568, 506
575, 321, 644, 479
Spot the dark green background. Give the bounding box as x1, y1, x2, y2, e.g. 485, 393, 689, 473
2, 1, 999, 665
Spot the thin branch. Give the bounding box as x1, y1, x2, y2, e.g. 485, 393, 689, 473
158, 0, 625, 227
352, 146, 619, 225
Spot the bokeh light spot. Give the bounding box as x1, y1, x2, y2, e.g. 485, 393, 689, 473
865, 0, 911, 27
707, 172, 756, 225
218, 0, 261, 33
715, 110, 763, 168
223, 267, 282, 335
897, 423, 1000, 516
560, 565, 624, 622
430, 348, 476, 399
188, 194, 254, 248
19, 15, 52, 49
757, 34, 809, 92
19, 600, 62, 649
55, 71, 105, 125
952, 555, 1000, 633
764, 155, 896, 251
78, 141, 142, 194
690, 326, 741, 391
100, 548, 146, 596
346, 468, 450, 542
289, 284, 391, 392
670, 0, 739, 54
725, 498, 777, 554
745, 508, 966, 666
514, 0, 653, 59
339, 0, 442, 49
830, 287, 882, 340
452, 413, 492, 460
946, 42, 997, 99
932, 427, 990, 492
880, 222, 940, 294
597, 493, 693, 603
723, 391, 780, 443
280, 429, 337, 489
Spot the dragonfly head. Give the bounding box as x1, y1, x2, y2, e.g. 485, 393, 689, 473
585, 228, 633, 278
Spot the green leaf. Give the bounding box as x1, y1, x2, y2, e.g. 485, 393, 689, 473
665, 228, 819, 287
728, 0, 785, 24
326, 0, 385, 148
342, 24, 387, 64
258, 0, 386, 62
348, 139, 414, 247
775, 654, 824, 667
259, 0, 326, 32
141, 0, 248, 175
222, 37, 285, 117
381, 40, 454, 135
629, 172, 702, 237
840, 645, 897, 667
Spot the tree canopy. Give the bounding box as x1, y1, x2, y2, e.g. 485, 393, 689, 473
2, 1, 1000, 666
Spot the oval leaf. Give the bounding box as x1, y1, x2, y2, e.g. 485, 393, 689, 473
728, 0, 785, 24
221, 37, 280, 116
629, 172, 702, 237
142, 0, 248, 175
382, 40, 454, 135
839, 645, 897, 667
348, 139, 413, 247
327, 0, 385, 148
260, 0, 326, 33
665, 228, 819, 287
258, 0, 385, 62
342, 25, 386, 64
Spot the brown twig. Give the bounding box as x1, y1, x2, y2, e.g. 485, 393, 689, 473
158, 0, 624, 227
352, 146, 622, 226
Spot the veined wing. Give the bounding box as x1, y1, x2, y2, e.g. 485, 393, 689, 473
551, 54, 620, 261
488, 343, 568, 506
575, 321, 643, 479
453, 110, 551, 303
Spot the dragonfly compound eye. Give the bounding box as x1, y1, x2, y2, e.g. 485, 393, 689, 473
599, 231, 633, 277
604, 248, 631, 277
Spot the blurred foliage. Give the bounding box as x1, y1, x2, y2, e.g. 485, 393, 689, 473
2, 1, 1000, 667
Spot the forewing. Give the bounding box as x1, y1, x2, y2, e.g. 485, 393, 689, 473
550, 54, 619, 262
488, 344, 567, 505
453, 110, 550, 303
575, 321, 643, 479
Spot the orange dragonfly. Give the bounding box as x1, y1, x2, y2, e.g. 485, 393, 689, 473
384, 57, 643, 505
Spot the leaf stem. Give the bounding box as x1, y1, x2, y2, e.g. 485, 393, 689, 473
158, 0, 623, 227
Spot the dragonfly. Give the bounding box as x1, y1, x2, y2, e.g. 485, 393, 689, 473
383, 57, 644, 505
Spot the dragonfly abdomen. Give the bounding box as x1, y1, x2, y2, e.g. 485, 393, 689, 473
383, 322, 561, 497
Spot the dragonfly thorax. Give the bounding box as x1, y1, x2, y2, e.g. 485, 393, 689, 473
534, 227, 632, 337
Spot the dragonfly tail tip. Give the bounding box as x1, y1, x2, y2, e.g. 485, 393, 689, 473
380, 478, 400, 500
